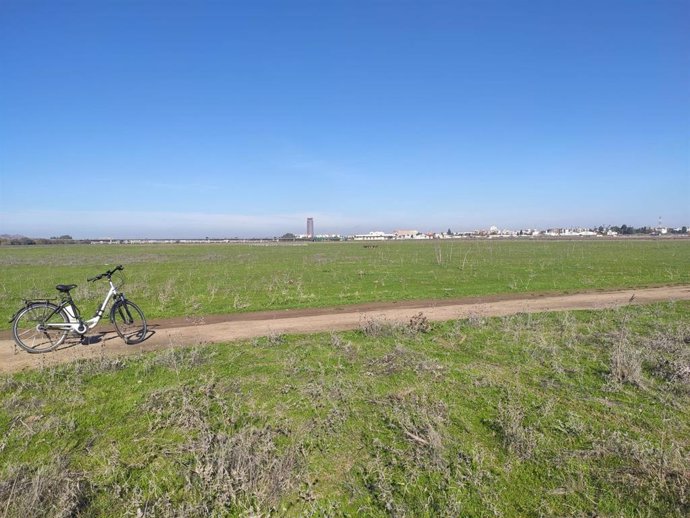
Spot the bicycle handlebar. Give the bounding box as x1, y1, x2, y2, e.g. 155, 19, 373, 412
88, 265, 124, 282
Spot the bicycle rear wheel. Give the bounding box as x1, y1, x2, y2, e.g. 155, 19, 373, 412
12, 302, 69, 353
111, 300, 147, 344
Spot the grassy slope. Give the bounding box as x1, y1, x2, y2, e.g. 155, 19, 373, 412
1, 302, 688, 516
1, 240, 689, 330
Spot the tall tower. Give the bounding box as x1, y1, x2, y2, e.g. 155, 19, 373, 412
307, 217, 314, 239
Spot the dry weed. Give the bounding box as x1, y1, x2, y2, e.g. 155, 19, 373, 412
381, 393, 449, 469
605, 323, 644, 387
360, 313, 432, 339
136, 346, 211, 378
253, 331, 286, 347
366, 345, 445, 378
0, 456, 92, 517
407, 312, 431, 335
329, 333, 358, 361
184, 424, 302, 513
138, 380, 304, 514
493, 398, 538, 460
232, 293, 251, 310
359, 394, 461, 516
644, 325, 690, 392
592, 431, 690, 507
73, 355, 127, 376
359, 315, 400, 338
157, 278, 176, 307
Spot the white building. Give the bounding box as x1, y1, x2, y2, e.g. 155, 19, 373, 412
394, 230, 419, 239
352, 231, 395, 241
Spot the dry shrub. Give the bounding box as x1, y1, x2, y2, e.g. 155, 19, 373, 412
359, 313, 432, 339
593, 431, 690, 507
407, 312, 431, 335
358, 394, 462, 516
493, 398, 538, 460
73, 355, 127, 376
329, 333, 358, 361
184, 425, 302, 513
366, 345, 445, 378
140, 381, 303, 514
143, 346, 210, 373
142, 380, 229, 432
253, 331, 286, 347
466, 313, 486, 328
232, 293, 251, 310
610, 340, 643, 386
441, 321, 468, 348
381, 393, 448, 469
0, 456, 92, 517
644, 326, 690, 391
359, 315, 400, 338
608, 327, 644, 387
157, 278, 176, 307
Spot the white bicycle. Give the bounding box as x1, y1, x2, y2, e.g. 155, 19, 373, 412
10, 265, 147, 353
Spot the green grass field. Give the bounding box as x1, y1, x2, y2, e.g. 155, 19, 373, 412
1, 239, 688, 330
1, 241, 689, 515
1, 302, 688, 516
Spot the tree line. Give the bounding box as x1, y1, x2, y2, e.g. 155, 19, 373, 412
606, 225, 687, 235
0, 235, 88, 246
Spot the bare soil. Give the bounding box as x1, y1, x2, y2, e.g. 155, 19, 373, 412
2, 285, 689, 373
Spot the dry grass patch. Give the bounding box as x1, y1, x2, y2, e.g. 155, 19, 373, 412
492, 398, 539, 460
0, 456, 92, 518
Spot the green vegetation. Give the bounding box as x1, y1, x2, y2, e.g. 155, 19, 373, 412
1, 240, 689, 330
1, 302, 688, 516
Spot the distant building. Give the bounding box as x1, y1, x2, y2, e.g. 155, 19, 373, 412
394, 230, 419, 239
353, 231, 395, 241
307, 218, 314, 239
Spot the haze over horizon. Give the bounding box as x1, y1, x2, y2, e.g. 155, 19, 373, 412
1, 1, 688, 239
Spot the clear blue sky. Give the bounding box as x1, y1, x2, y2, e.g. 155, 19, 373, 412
1, 0, 688, 238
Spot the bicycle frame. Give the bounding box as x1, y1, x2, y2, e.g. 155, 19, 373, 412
45, 279, 122, 334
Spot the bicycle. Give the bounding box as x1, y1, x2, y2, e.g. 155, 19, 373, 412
9, 265, 147, 353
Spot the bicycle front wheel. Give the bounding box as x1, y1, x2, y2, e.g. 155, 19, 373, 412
12, 302, 69, 353
111, 300, 147, 344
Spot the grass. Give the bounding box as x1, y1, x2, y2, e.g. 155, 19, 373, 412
1, 301, 688, 516
1, 239, 689, 330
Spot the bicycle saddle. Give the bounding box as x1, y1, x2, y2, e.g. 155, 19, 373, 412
56, 284, 77, 292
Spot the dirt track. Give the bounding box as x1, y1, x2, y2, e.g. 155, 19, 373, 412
2, 285, 689, 373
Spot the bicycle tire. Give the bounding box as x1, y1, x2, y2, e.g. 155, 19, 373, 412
111, 300, 147, 344
12, 302, 69, 353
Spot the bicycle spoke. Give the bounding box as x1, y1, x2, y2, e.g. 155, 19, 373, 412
12, 302, 69, 353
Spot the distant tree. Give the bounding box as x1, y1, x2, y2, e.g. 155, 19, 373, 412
683, 226, 688, 234
619, 224, 634, 235
447, 228, 452, 235
12, 237, 35, 245
281, 233, 296, 240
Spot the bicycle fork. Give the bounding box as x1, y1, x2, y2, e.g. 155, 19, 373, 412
114, 301, 135, 325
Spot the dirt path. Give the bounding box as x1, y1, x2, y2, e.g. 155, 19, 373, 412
2, 285, 689, 373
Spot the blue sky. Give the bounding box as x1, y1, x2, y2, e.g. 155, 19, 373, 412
1, 0, 688, 238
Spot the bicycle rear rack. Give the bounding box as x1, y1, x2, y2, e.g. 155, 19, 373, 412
8, 298, 60, 323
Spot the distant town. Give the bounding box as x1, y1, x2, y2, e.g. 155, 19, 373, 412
1, 222, 688, 246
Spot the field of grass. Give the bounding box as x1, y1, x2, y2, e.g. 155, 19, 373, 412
1, 302, 688, 516
1, 239, 688, 330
